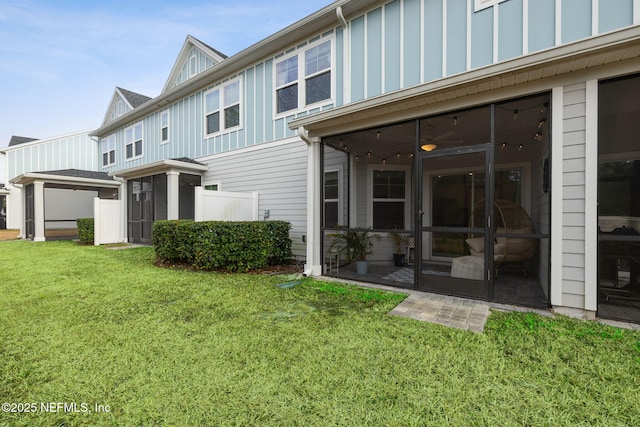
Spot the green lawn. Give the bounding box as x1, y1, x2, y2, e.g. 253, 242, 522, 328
0, 240, 639, 426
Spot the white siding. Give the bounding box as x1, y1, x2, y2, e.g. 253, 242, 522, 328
198, 138, 308, 257
561, 82, 587, 308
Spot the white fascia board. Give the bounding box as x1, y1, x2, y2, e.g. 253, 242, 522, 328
109, 159, 208, 180
10, 173, 120, 187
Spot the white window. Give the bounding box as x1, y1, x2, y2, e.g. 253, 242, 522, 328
125, 122, 143, 160
324, 169, 342, 228
204, 80, 242, 137
160, 110, 169, 143
370, 167, 409, 229
275, 39, 332, 115
101, 134, 115, 167
203, 181, 221, 191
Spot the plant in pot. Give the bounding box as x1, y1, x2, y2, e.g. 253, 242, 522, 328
388, 226, 409, 267
328, 229, 378, 274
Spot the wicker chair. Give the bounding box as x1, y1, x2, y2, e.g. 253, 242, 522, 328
467, 199, 538, 276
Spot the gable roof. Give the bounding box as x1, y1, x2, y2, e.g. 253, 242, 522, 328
117, 87, 152, 108
101, 87, 152, 127
9, 136, 38, 146
162, 35, 227, 93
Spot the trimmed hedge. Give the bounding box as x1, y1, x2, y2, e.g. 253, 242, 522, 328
153, 220, 293, 272
77, 218, 94, 245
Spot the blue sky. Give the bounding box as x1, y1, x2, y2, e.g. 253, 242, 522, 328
0, 0, 332, 147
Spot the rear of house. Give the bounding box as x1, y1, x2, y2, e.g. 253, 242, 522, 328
3, 0, 640, 325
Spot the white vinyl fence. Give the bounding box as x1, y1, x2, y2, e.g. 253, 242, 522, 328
194, 187, 258, 221
94, 198, 124, 245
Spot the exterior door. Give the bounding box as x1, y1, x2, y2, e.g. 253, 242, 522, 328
127, 177, 154, 244
416, 148, 494, 300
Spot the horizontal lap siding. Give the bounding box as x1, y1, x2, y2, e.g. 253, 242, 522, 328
198, 140, 308, 257
562, 82, 587, 308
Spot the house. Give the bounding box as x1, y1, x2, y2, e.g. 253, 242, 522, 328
3, 0, 640, 325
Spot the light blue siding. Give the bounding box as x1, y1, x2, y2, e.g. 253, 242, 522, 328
367, 8, 383, 97
599, 0, 633, 33
424, 0, 444, 81
264, 59, 274, 142
447, 0, 467, 75
498, 0, 522, 61
471, 6, 493, 68
254, 63, 264, 145
246, 67, 255, 147
562, 0, 592, 43
403, 0, 422, 87
351, 16, 366, 101
528, 0, 555, 53
385, 1, 401, 92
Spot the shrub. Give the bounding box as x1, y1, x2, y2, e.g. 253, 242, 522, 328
153, 220, 292, 272
77, 218, 94, 245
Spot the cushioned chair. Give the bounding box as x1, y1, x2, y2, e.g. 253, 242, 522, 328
467, 199, 539, 277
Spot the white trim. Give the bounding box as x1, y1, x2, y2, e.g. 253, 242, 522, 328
203, 78, 243, 138
493, 3, 499, 63
592, 0, 599, 36
474, 0, 508, 12
399, 0, 405, 88
555, 0, 562, 46
584, 79, 598, 311
522, 0, 529, 55
466, 0, 472, 71
366, 163, 412, 229
160, 109, 170, 144
323, 165, 343, 227
635, 0, 640, 24
124, 122, 144, 161
273, 37, 335, 119
551, 86, 564, 306
443, 0, 448, 76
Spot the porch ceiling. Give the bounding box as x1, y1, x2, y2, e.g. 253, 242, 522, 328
290, 26, 640, 138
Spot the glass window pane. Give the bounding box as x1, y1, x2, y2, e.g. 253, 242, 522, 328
224, 105, 240, 128
305, 41, 331, 76
373, 201, 405, 229
277, 84, 298, 113
206, 112, 220, 134
161, 111, 168, 127
206, 90, 219, 113
224, 81, 240, 107
134, 124, 142, 140
161, 127, 168, 141
324, 201, 339, 228
125, 128, 133, 143
306, 71, 331, 105
103, 153, 109, 166
324, 171, 339, 199
276, 56, 298, 86
134, 140, 142, 156
126, 144, 133, 159
109, 151, 115, 164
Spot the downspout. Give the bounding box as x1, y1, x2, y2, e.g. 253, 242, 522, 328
298, 126, 318, 277
336, 6, 348, 29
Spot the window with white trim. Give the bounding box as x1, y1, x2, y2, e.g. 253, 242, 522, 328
160, 110, 169, 143
204, 80, 241, 137
275, 39, 332, 114
125, 122, 143, 160
324, 169, 341, 228
101, 134, 115, 167
372, 169, 407, 229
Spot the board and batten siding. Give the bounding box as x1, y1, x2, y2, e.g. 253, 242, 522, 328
560, 82, 588, 309
5, 132, 98, 180
197, 138, 308, 257
348, 0, 638, 102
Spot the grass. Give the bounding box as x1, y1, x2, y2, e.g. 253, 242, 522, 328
0, 240, 639, 426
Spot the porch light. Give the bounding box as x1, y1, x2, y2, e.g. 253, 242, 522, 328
421, 143, 437, 152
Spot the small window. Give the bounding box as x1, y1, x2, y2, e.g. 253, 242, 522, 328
224, 81, 240, 129
125, 122, 143, 160
160, 110, 169, 143
101, 134, 115, 167
324, 170, 340, 228
205, 89, 220, 135
204, 184, 219, 191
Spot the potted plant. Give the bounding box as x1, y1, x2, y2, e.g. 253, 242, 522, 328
329, 229, 378, 274
388, 226, 409, 267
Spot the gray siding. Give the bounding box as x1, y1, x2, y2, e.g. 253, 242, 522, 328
198, 139, 308, 257
561, 82, 587, 308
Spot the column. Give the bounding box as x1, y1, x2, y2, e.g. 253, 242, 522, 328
167, 171, 180, 220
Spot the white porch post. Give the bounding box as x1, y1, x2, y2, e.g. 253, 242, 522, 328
303, 133, 322, 276
33, 180, 45, 242
167, 171, 180, 220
